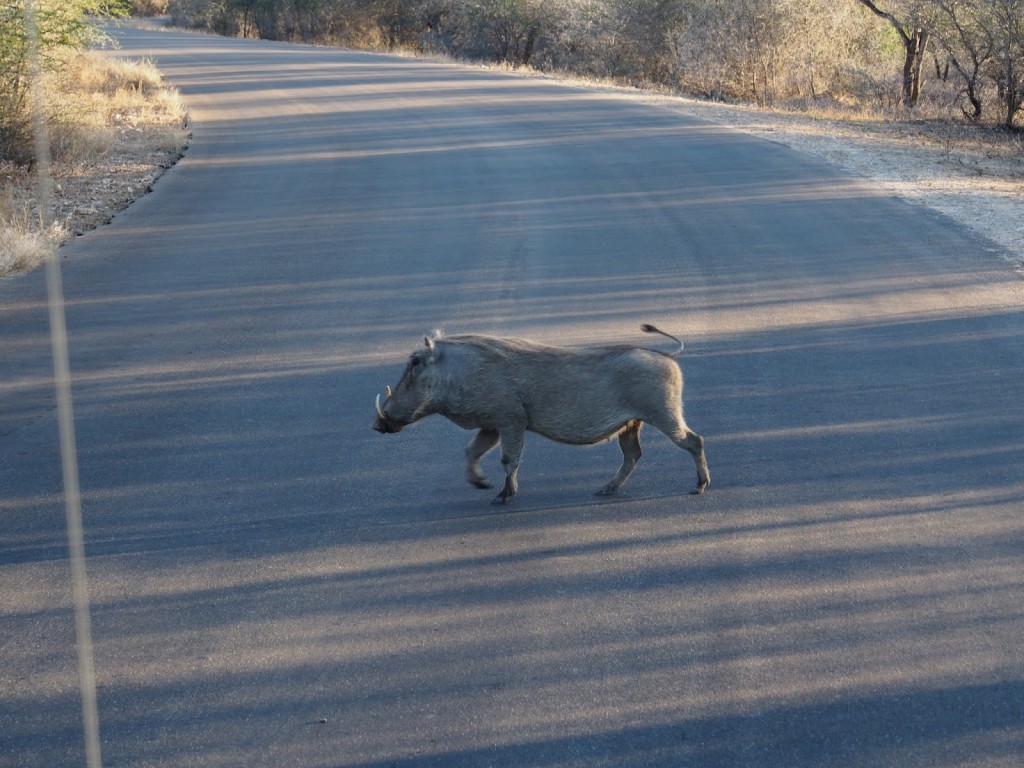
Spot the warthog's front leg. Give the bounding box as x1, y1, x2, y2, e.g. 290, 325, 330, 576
494, 427, 526, 504
598, 420, 643, 496
465, 429, 499, 489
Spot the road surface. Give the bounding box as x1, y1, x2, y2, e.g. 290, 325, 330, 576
2, 23, 1022, 768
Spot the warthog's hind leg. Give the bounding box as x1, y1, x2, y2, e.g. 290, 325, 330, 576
649, 416, 710, 495
597, 420, 643, 496
678, 429, 710, 494
494, 427, 526, 504
465, 428, 499, 489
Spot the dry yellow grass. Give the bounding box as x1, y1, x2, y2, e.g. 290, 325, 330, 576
0, 187, 67, 274
0, 49, 188, 278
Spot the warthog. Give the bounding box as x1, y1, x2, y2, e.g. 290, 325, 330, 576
372, 324, 710, 503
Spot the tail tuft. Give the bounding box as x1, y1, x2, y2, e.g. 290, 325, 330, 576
640, 323, 684, 356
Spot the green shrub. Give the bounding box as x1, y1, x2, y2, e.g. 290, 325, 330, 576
0, 0, 130, 164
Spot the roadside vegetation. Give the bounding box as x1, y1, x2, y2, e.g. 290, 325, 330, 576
2, 0, 1021, 276
168, 0, 1024, 129
1, 0, 188, 276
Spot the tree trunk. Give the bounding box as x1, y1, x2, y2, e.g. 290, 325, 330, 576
856, 1, 929, 107
1003, 59, 1021, 129
903, 27, 929, 106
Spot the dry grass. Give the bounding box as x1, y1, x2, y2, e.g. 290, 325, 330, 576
47, 50, 186, 165
0, 49, 188, 278
0, 186, 68, 274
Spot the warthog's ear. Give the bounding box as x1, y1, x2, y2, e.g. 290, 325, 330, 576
423, 335, 435, 351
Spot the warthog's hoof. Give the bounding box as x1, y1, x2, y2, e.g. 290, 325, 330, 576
595, 484, 620, 497
690, 482, 709, 495
470, 479, 492, 490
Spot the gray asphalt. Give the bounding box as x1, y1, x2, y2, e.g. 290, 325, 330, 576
2, 23, 1023, 768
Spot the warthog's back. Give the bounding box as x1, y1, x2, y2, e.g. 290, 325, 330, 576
440, 335, 685, 445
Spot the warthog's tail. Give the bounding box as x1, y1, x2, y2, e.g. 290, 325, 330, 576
640, 324, 684, 357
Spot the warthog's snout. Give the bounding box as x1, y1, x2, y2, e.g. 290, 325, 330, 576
372, 388, 404, 433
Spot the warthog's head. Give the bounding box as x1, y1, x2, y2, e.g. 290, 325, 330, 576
372, 335, 438, 434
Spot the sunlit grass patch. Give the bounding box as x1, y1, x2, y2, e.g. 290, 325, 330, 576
0, 49, 188, 277
47, 50, 188, 167
0, 186, 67, 275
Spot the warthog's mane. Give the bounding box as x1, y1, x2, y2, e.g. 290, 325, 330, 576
436, 332, 679, 361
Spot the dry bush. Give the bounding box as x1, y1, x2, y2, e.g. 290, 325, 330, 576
0, 50, 187, 277
0, 221, 67, 274
131, 0, 170, 14
0, 185, 67, 275
43, 50, 185, 167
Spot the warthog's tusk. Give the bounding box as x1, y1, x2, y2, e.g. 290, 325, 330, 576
375, 394, 386, 419
386, 385, 392, 399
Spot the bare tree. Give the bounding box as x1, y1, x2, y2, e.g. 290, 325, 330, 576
455, 0, 550, 66
855, 0, 930, 105
931, 0, 993, 119
929, 0, 1024, 127
988, 0, 1024, 127
673, 0, 887, 106
608, 0, 685, 85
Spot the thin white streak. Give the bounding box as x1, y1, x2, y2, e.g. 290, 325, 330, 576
26, 1, 102, 765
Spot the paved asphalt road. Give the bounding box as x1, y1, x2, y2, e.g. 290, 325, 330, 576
2, 23, 1023, 768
